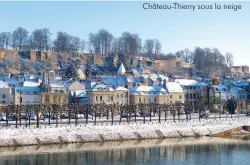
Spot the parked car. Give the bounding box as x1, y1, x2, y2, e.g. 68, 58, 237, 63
246, 112, 250, 116
121, 113, 130, 118
0, 113, 6, 121
131, 113, 140, 117
140, 111, 154, 117
199, 113, 205, 118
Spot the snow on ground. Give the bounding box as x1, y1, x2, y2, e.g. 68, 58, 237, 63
0, 118, 249, 147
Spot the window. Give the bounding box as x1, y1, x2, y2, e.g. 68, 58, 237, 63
186, 94, 189, 99
190, 94, 193, 99
179, 95, 182, 99
139, 97, 141, 103
193, 94, 196, 99
144, 98, 145, 103
2, 94, 5, 98
117, 94, 119, 98
96, 96, 98, 101
170, 101, 172, 104
124, 93, 127, 98
149, 98, 151, 103
20, 97, 22, 103
100, 96, 103, 101
45, 95, 49, 103
2, 101, 5, 104
111, 96, 113, 101
170, 95, 172, 99
154, 98, 157, 103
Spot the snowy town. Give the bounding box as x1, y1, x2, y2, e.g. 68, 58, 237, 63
0, 48, 249, 121
0, 28, 250, 150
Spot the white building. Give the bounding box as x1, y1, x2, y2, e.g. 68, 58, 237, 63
0, 81, 15, 105
213, 85, 247, 101
15, 81, 41, 105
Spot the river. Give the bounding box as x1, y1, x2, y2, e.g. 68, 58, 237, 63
0, 137, 249, 165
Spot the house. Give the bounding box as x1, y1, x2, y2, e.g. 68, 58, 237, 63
15, 81, 41, 105
0, 74, 42, 105
0, 81, 15, 105
41, 92, 68, 105
175, 79, 208, 106
165, 82, 184, 104
87, 82, 129, 105
68, 81, 88, 103
40, 74, 69, 105
129, 86, 168, 104
213, 85, 247, 102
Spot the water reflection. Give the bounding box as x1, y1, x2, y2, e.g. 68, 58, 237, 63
1, 139, 250, 165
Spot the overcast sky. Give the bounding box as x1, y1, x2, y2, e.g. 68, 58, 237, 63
0, 1, 249, 66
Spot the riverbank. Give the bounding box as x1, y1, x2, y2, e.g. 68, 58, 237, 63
0, 136, 249, 157
0, 118, 249, 147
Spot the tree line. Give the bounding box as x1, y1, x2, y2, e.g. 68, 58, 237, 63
173, 47, 234, 75
0, 26, 235, 76
0, 27, 162, 57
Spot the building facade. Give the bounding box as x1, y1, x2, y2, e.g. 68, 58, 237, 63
129, 86, 168, 104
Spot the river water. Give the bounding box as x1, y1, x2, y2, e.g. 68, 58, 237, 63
0, 137, 250, 165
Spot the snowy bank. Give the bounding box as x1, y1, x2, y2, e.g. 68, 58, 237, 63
0, 118, 249, 147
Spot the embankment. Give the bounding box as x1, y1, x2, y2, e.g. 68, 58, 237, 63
0, 118, 249, 147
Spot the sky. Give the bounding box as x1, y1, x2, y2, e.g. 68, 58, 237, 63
0, 1, 250, 66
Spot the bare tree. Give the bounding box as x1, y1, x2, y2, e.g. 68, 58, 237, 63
183, 48, 190, 63
225, 52, 234, 67
81, 39, 85, 53
117, 32, 141, 56
71, 36, 81, 53
12, 27, 28, 50
144, 39, 155, 56
53, 32, 80, 53
175, 50, 184, 59
0, 32, 11, 49
32, 29, 44, 51
154, 39, 161, 56
42, 28, 51, 51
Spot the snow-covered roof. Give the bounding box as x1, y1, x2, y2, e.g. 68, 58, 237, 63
0, 81, 9, 88
91, 82, 114, 92
101, 76, 127, 86
23, 81, 39, 87
126, 76, 143, 83
165, 82, 183, 93
49, 81, 70, 88
212, 85, 227, 92
175, 79, 207, 86
15, 86, 41, 95
115, 86, 128, 91
212, 85, 245, 93
129, 86, 167, 95
70, 90, 87, 97
233, 80, 249, 87
230, 86, 246, 93
117, 63, 126, 75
